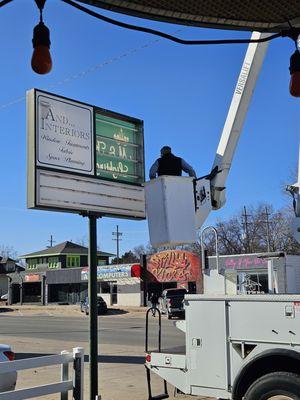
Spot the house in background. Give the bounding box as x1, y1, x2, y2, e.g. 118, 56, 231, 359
8, 241, 114, 305
0, 257, 24, 298
22, 240, 112, 270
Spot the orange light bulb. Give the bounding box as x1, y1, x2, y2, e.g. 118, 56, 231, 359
31, 21, 52, 75
31, 45, 52, 74
289, 50, 300, 97
290, 71, 300, 97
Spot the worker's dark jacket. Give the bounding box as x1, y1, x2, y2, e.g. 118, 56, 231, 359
157, 154, 182, 176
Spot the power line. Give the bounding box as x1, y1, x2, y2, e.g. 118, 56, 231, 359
0, 33, 167, 111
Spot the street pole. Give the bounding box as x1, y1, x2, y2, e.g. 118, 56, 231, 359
265, 206, 271, 253
112, 225, 122, 264
47, 234, 55, 248
116, 225, 119, 263
88, 213, 98, 400
242, 206, 251, 253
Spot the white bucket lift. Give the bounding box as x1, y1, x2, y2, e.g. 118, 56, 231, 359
144, 176, 197, 247
287, 146, 300, 243
145, 32, 270, 248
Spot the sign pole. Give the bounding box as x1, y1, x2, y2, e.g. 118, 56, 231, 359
88, 213, 99, 400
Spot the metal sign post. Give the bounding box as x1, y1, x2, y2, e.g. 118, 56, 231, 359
88, 213, 99, 400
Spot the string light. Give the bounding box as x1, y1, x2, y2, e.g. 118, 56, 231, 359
31, 0, 52, 74
289, 34, 300, 97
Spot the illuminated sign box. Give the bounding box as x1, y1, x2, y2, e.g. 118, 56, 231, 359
27, 89, 145, 219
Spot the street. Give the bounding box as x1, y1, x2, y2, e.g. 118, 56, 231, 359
0, 308, 197, 400
0, 312, 184, 350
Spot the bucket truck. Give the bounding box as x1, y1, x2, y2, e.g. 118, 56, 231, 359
144, 33, 300, 400
145, 32, 270, 247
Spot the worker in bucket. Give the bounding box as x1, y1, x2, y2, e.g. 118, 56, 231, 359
149, 146, 196, 179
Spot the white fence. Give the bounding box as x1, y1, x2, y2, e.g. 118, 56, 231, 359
0, 347, 84, 400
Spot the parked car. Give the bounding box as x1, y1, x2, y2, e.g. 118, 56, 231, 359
159, 288, 187, 319
0, 344, 17, 393
80, 296, 108, 315
0, 294, 8, 301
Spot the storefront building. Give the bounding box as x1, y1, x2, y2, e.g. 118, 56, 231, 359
145, 250, 202, 300
206, 253, 300, 294
8, 241, 114, 304
81, 264, 142, 306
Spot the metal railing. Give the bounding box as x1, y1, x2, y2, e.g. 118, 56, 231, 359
0, 347, 84, 400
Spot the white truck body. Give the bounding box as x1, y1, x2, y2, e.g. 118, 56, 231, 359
146, 294, 300, 399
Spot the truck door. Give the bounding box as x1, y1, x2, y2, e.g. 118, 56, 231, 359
186, 299, 229, 390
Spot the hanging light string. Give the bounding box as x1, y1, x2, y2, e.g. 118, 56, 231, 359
0, 0, 295, 45
60, 0, 293, 45
0, 0, 14, 7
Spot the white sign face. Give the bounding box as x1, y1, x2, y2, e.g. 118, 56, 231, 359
27, 89, 145, 219
36, 92, 94, 174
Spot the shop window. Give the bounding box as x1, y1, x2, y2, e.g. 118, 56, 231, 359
238, 273, 268, 294
97, 259, 106, 266
100, 282, 111, 293
27, 259, 37, 270
67, 255, 80, 268
48, 257, 59, 269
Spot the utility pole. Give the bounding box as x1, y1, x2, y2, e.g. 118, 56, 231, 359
112, 225, 123, 264
47, 235, 55, 248
263, 206, 272, 252
242, 206, 252, 253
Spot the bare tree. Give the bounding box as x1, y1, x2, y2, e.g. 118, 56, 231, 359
197, 203, 300, 255
132, 243, 156, 259
0, 245, 18, 260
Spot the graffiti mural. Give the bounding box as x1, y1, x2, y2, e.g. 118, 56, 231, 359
147, 250, 201, 283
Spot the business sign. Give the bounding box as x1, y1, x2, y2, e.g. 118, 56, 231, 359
24, 274, 41, 282
147, 250, 201, 282
27, 89, 145, 219
36, 93, 94, 174
208, 254, 269, 271
81, 264, 141, 281
95, 113, 144, 185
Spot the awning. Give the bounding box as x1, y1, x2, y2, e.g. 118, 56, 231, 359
77, 1, 300, 32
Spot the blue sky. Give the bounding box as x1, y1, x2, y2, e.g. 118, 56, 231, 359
0, 1, 299, 258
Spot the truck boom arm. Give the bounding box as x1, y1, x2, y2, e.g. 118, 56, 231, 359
211, 31, 270, 210
287, 146, 300, 243
195, 32, 271, 229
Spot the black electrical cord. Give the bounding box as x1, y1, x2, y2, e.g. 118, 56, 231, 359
0, 0, 14, 7
61, 0, 284, 45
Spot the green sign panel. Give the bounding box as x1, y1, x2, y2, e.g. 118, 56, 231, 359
95, 111, 144, 185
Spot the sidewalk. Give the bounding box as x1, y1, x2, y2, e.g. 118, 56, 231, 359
0, 303, 147, 317
9, 335, 210, 400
